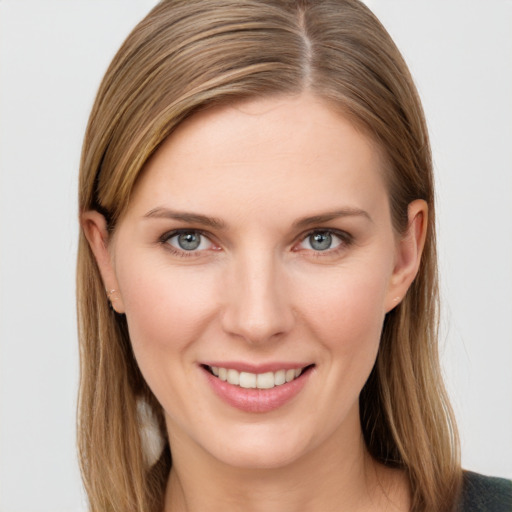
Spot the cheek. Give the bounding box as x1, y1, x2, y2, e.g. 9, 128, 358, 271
115, 255, 220, 370
295, 260, 391, 360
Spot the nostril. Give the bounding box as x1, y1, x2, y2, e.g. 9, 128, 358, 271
220, 264, 294, 343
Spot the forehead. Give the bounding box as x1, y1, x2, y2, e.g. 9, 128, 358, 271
127, 93, 389, 223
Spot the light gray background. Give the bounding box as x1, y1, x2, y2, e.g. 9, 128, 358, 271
1, 1, 511, 510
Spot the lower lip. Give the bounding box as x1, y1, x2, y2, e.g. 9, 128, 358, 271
203, 367, 312, 413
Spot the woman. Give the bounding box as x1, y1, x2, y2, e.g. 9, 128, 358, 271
77, 1, 512, 511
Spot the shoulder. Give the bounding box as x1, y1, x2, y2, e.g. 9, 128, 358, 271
458, 470, 512, 512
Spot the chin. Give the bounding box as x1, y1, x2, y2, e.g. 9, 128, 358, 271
196, 421, 318, 470
214, 442, 307, 470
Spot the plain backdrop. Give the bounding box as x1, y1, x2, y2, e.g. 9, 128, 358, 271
0, 1, 511, 511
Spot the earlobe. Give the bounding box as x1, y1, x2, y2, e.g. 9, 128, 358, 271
81, 210, 125, 314
385, 199, 428, 312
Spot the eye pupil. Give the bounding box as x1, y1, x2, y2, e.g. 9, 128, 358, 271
178, 232, 201, 250
310, 232, 332, 251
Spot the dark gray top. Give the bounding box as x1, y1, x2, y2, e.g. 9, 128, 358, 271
458, 471, 512, 511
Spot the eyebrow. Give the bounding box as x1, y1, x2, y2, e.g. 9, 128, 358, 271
143, 207, 227, 229
144, 206, 372, 231
292, 208, 373, 229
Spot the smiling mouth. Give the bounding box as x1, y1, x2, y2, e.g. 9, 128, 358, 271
203, 364, 314, 390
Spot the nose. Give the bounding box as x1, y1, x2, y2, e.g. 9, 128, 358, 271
221, 251, 294, 344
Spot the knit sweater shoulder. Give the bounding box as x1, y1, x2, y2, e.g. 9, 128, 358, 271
458, 471, 512, 511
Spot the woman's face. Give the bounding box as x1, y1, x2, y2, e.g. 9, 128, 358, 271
87, 93, 425, 469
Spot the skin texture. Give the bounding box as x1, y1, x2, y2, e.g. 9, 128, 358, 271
83, 93, 427, 512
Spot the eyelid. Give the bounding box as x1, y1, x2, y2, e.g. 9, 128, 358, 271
294, 228, 354, 252
158, 227, 353, 257
159, 228, 219, 255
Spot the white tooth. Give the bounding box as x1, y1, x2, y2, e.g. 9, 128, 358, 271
274, 369, 286, 386
218, 367, 227, 381
211, 366, 219, 377
285, 369, 295, 383
227, 369, 240, 385
257, 372, 275, 389
239, 372, 257, 389
294, 368, 302, 378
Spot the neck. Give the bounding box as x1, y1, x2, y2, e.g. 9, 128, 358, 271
163, 412, 409, 512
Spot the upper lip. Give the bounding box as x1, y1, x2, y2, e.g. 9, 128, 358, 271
201, 361, 313, 373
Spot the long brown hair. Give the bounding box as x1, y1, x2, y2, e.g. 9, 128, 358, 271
77, 1, 461, 510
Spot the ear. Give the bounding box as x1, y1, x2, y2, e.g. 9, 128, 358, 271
81, 210, 125, 314
385, 199, 428, 312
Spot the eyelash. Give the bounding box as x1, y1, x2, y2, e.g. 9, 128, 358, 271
159, 229, 216, 258
296, 229, 354, 257
159, 228, 354, 258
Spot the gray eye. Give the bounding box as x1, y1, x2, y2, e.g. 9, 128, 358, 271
177, 232, 202, 250
309, 232, 332, 251
165, 230, 214, 253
